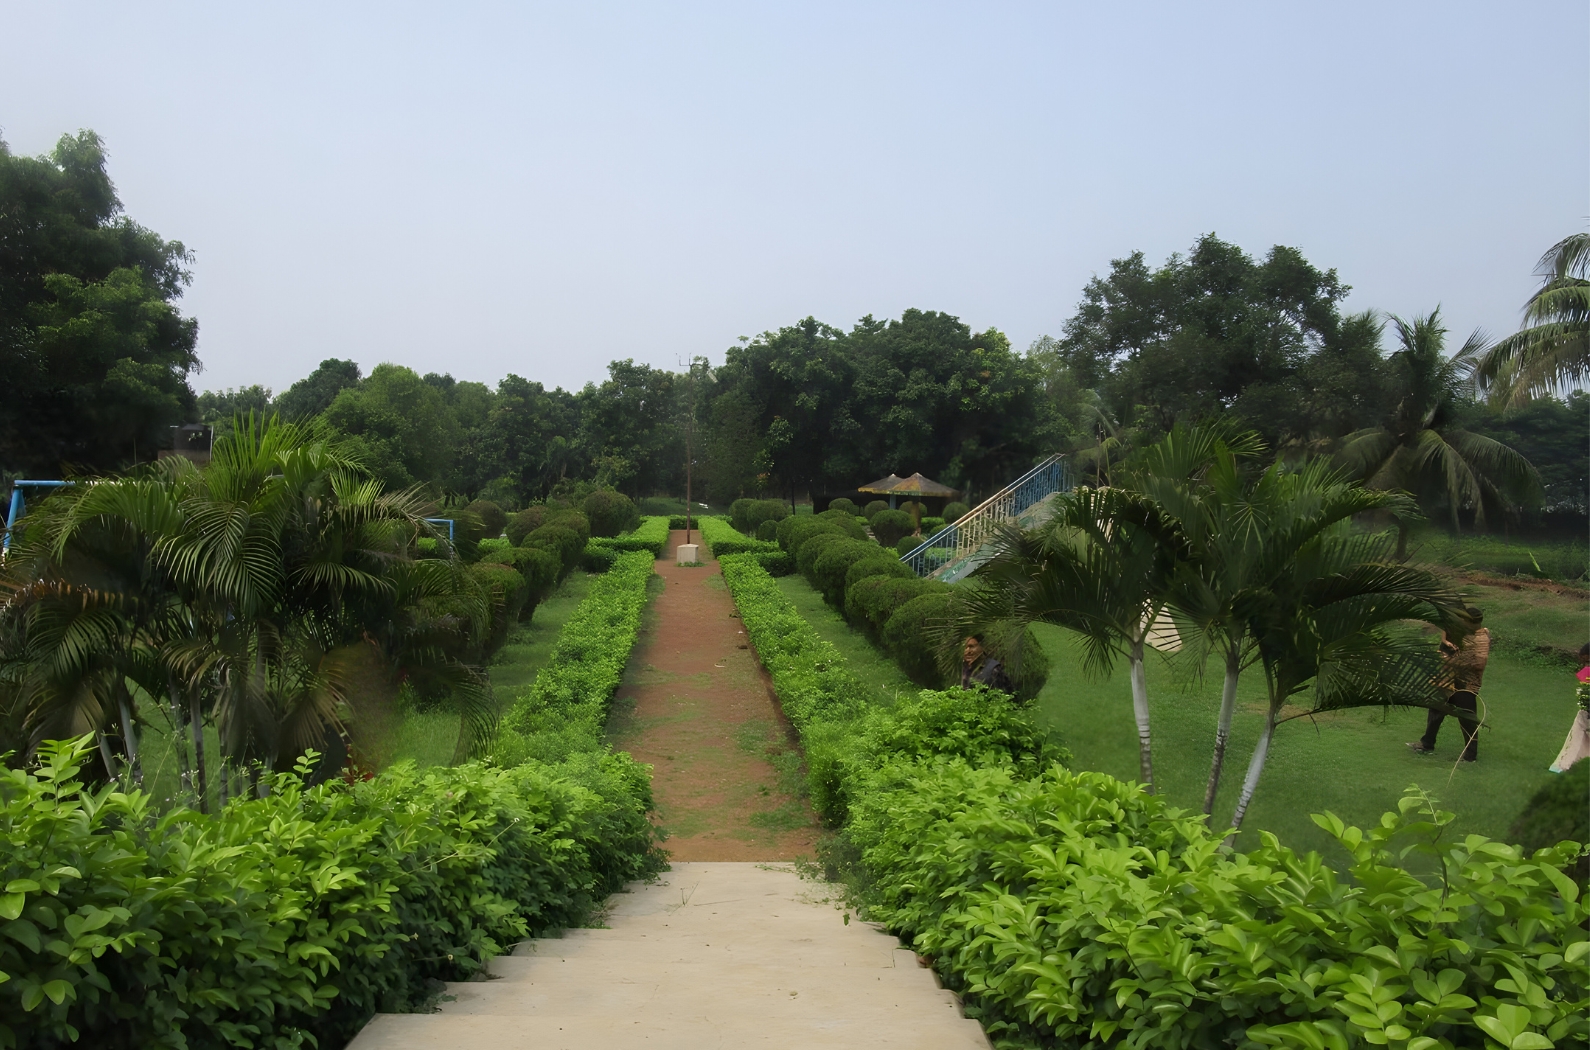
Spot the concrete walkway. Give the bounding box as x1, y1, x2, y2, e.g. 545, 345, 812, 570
348, 863, 989, 1049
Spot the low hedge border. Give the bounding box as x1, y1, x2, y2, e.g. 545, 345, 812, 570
585, 516, 670, 561
717, 554, 1589, 1050
496, 551, 655, 765
698, 517, 792, 575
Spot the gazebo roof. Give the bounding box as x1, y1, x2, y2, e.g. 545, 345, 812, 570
890, 472, 958, 497
857, 473, 905, 494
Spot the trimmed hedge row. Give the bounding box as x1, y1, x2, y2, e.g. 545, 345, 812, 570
1, 739, 663, 1050
698, 517, 793, 575
718, 555, 1590, 1050
495, 551, 655, 765
585, 516, 670, 561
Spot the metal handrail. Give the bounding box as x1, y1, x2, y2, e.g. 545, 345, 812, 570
899, 454, 1071, 579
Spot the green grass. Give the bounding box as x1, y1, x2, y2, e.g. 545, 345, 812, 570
1405, 527, 1588, 583
1030, 623, 1584, 864
773, 575, 919, 704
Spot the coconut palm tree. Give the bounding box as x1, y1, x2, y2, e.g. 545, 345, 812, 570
1337, 310, 1540, 557
1475, 233, 1590, 407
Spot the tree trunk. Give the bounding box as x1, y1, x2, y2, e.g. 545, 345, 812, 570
1228, 702, 1278, 841
117, 692, 142, 789
1129, 638, 1154, 793
170, 681, 192, 796
1203, 646, 1241, 815
189, 688, 209, 814
217, 757, 229, 809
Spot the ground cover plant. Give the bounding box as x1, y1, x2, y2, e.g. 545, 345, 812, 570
718, 554, 1590, 1050
0, 736, 663, 1050
697, 516, 792, 574
585, 515, 671, 560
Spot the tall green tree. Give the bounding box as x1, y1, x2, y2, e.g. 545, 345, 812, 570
1338, 310, 1541, 555
321, 364, 461, 491
1476, 232, 1590, 407
0, 131, 199, 474
274, 358, 361, 420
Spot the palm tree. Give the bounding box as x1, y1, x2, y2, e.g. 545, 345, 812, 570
1338, 310, 1540, 558
1226, 526, 1466, 836
1476, 233, 1590, 407
966, 484, 1191, 792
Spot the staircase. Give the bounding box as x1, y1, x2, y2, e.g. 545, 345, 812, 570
901, 454, 1072, 582
347, 863, 989, 1049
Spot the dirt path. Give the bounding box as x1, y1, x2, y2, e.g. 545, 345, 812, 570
607, 531, 821, 860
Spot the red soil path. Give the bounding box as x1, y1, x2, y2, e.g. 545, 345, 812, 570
606, 531, 822, 861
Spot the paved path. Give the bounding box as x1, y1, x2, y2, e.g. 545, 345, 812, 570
348, 863, 989, 1049
607, 531, 820, 860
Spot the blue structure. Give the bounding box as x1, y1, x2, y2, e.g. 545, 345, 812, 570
898, 454, 1072, 582
423, 517, 456, 543
3, 480, 73, 556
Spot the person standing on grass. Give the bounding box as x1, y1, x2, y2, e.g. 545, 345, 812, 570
1548, 643, 1590, 772
960, 633, 1013, 693
1408, 606, 1490, 761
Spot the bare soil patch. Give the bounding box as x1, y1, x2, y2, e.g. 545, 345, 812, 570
607, 531, 822, 861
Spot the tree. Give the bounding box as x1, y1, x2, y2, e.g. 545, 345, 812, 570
967, 485, 1191, 792
196, 385, 273, 438
273, 358, 361, 420
577, 360, 682, 497
482, 374, 583, 502
322, 364, 461, 491
1476, 233, 1590, 407
0, 131, 199, 474
1338, 310, 1541, 555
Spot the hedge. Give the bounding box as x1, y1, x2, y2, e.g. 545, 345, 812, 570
496, 551, 656, 765
584, 516, 670, 560
698, 516, 792, 575
0, 738, 664, 1050
716, 555, 1590, 1050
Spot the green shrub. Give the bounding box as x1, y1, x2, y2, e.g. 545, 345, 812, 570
505, 506, 546, 546
545, 509, 591, 546
815, 508, 867, 537
844, 575, 941, 639
756, 520, 779, 541
468, 560, 527, 656
882, 591, 957, 686
498, 552, 655, 764
826, 497, 858, 516
582, 489, 640, 538
478, 536, 512, 558
870, 509, 914, 547
863, 499, 889, 520
846, 763, 1589, 1050
512, 546, 562, 619
797, 532, 848, 582
859, 688, 1061, 775
896, 534, 923, 556
415, 536, 440, 558
812, 539, 886, 606
525, 523, 583, 575
942, 501, 969, 523
899, 500, 925, 521
1510, 759, 1590, 880
731, 498, 789, 535
920, 516, 945, 533
0, 738, 664, 1050
466, 499, 507, 540
777, 515, 844, 554
843, 555, 914, 600
581, 545, 618, 574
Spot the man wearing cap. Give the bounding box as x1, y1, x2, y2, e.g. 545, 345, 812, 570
1408, 606, 1489, 762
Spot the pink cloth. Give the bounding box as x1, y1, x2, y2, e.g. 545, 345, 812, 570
1576, 665, 1589, 683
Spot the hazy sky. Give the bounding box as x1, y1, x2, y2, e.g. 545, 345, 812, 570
4, 3, 1586, 395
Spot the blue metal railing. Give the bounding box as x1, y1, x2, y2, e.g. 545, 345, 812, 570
3, 480, 73, 557
899, 454, 1071, 580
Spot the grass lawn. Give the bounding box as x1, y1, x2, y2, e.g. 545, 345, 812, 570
1032, 572, 1588, 862
772, 575, 919, 705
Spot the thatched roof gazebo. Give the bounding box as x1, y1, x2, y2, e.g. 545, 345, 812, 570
856, 472, 958, 509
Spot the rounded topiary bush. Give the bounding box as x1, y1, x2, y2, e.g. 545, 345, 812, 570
870, 509, 915, 548
812, 539, 887, 606
844, 556, 914, 602
943, 501, 970, 523
846, 575, 939, 638
976, 618, 1052, 702
778, 516, 844, 554
797, 532, 848, 581
826, 497, 858, 516
524, 523, 582, 574
882, 591, 958, 686
755, 519, 779, 541
467, 560, 526, 654
545, 509, 590, 545
512, 546, 562, 620
466, 499, 508, 541
582, 489, 640, 538
730, 498, 756, 533
505, 506, 546, 546
734, 498, 789, 535
815, 508, 867, 538
863, 499, 889, 521
896, 535, 923, 557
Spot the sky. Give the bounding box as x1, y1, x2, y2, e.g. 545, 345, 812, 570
3, 2, 1586, 396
